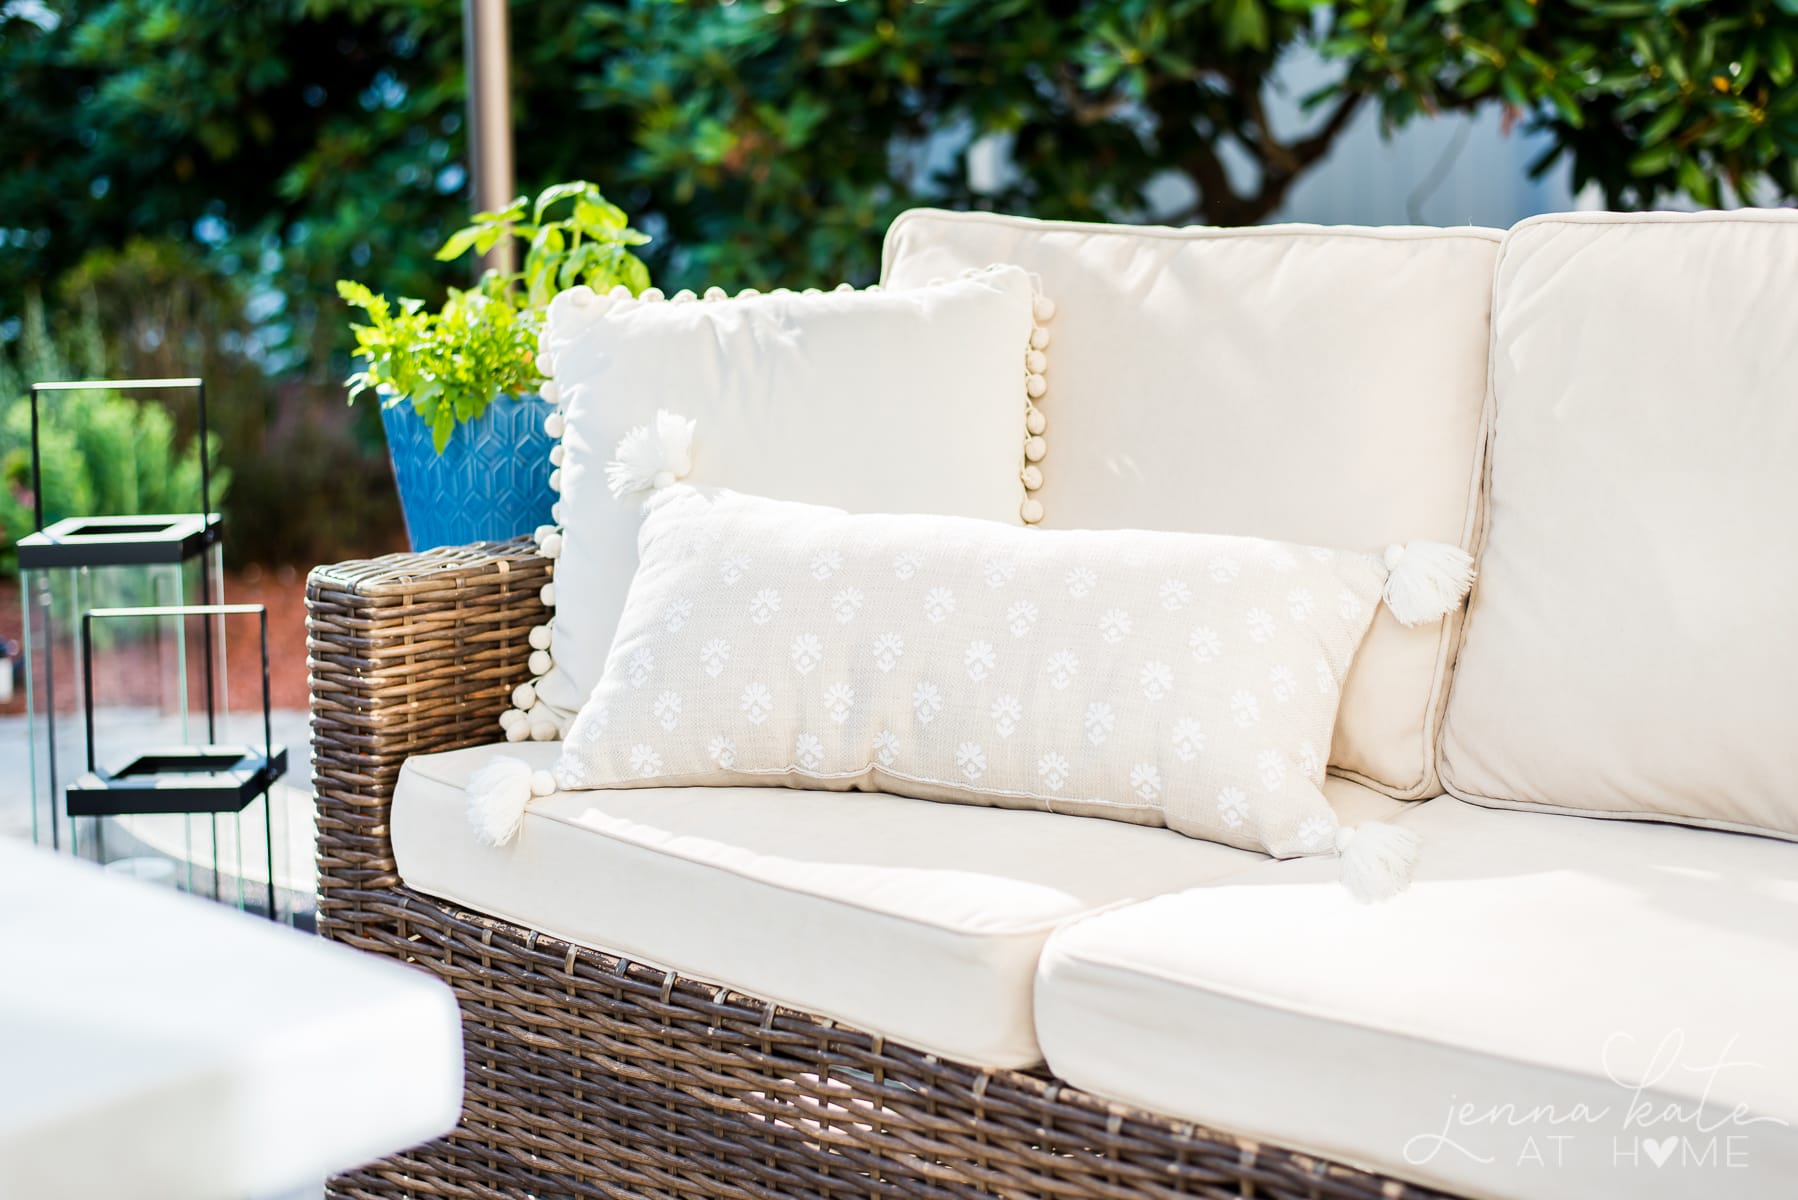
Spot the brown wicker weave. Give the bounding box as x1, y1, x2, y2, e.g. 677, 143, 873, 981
309, 539, 1453, 1200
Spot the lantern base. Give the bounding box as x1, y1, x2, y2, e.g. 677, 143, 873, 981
16, 513, 220, 569
66, 744, 288, 817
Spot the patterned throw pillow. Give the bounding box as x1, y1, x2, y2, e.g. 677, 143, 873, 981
499, 267, 1053, 744
537, 481, 1470, 871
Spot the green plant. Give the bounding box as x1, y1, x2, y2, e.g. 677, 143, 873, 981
338, 180, 651, 453
439, 180, 652, 307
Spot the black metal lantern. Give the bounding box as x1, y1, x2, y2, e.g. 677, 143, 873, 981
17, 378, 286, 919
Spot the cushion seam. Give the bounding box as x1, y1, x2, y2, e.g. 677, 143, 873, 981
1437, 782, 1798, 845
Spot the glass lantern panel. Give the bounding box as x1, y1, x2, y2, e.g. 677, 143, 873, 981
17, 544, 288, 919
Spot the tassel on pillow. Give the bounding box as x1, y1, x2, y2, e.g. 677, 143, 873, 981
466, 756, 557, 848
1323, 539, 1469, 897
1334, 821, 1422, 903
1381, 542, 1476, 627
606, 410, 696, 499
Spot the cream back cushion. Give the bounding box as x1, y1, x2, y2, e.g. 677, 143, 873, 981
526, 269, 1042, 730
1440, 209, 1798, 840
882, 210, 1500, 799
555, 486, 1394, 859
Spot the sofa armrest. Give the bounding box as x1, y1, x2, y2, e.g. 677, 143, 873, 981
307, 537, 549, 940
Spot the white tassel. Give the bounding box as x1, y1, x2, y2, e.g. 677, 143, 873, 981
467, 757, 539, 847
1381, 542, 1475, 627
1335, 822, 1421, 902
606, 410, 696, 500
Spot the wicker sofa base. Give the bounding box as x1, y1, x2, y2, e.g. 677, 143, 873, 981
322, 886, 1446, 1200
309, 539, 1449, 1200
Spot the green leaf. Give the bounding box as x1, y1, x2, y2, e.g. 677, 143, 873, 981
820, 34, 881, 68
430, 404, 454, 454
1456, 66, 1499, 98
1224, 0, 1269, 51
1547, 87, 1585, 129
532, 180, 590, 223
1769, 38, 1794, 85
620, 254, 651, 295
1499, 71, 1531, 109
1639, 104, 1686, 146
1678, 156, 1719, 206
573, 196, 627, 233
1628, 142, 1680, 176
434, 225, 484, 263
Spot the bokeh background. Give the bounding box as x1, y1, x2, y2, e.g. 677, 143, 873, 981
4, 0, 1796, 578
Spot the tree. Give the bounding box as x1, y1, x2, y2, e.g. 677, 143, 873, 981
1332, 0, 1798, 210
2, 0, 1795, 564
7, 0, 1796, 320
573, 0, 1798, 283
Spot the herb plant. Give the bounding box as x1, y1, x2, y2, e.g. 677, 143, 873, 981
339, 181, 650, 453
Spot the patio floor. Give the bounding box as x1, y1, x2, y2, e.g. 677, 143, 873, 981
0, 709, 319, 922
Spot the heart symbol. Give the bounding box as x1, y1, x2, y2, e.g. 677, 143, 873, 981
1643, 1136, 1679, 1167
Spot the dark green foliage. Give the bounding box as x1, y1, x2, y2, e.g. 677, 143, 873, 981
3, 0, 1794, 566
10, 0, 1797, 324
1330, 0, 1798, 209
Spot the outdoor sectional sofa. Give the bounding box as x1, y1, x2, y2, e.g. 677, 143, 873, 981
308, 208, 1798, 1200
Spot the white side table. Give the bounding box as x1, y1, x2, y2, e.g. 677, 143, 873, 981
0, 839, 463, 1198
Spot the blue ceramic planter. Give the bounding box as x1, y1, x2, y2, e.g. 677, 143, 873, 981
381, 394, 558, 552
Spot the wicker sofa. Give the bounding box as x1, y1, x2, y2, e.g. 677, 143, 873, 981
310, 539, 1438, 1200
310, 209, 1798, 1200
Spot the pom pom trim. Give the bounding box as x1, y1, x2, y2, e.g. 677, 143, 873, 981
1018, 272, 1052, 526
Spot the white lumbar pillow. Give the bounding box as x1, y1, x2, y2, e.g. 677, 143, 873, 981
507, 267, 1052, 741
476, 420, 1474, 900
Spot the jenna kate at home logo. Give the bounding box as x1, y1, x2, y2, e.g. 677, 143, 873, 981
1403, 1031, 1786, 1173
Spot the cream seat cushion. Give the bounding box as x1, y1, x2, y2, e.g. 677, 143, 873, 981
390, 739, 1263, 1069
1035, 798, 1798, 1200
883, 211, 1500, 800
1440, 209, 1798, 840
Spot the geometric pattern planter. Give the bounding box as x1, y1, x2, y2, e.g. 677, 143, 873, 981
382, 395, 556, 552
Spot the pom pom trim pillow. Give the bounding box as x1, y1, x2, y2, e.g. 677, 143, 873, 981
500, 268, 1054, 744
492, 431, 1472, 894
